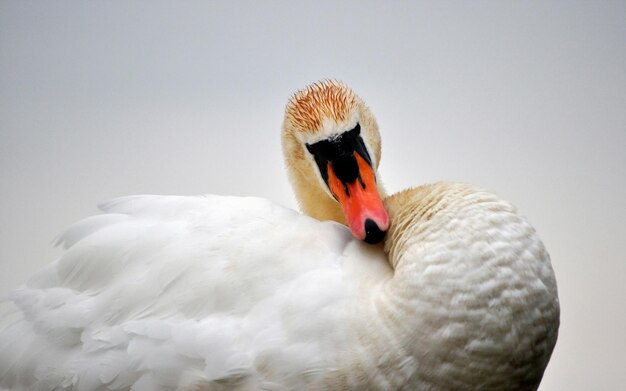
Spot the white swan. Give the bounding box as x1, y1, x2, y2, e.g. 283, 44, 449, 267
0, 81, 559, 390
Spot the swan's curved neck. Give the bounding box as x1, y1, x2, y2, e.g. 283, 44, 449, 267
383, 184, 465, 270
371, 183, 558, 389
288, 161, 346, 225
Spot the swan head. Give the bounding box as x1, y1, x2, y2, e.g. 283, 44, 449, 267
282, 80, 389, 244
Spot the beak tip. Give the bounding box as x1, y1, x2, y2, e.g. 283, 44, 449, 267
363, 218, 387, 244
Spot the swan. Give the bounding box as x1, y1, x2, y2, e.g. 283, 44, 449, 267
0, 80, 559, 390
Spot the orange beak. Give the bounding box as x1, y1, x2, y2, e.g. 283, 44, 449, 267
327, 153, 389, 243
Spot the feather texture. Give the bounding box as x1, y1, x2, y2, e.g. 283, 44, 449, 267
0, 195, 394, 390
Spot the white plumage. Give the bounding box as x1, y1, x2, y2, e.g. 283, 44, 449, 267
1, 195, 386, 390
0, 81, 559, 390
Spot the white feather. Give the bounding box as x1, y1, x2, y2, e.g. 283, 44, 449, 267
0, 195, 392, 390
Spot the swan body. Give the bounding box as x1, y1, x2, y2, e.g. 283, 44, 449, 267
0, 81, 559, 390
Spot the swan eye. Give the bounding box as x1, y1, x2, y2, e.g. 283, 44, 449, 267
305, 123, 372, 191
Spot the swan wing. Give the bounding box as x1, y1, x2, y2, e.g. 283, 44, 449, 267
0, 195, 390, 390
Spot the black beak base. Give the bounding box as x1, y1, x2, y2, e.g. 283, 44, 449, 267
305, 123, 372, 192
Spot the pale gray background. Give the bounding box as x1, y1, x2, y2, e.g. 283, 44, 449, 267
1, 1, 624, 389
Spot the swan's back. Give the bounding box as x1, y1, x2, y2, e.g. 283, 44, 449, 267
0, 195, 391, 390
